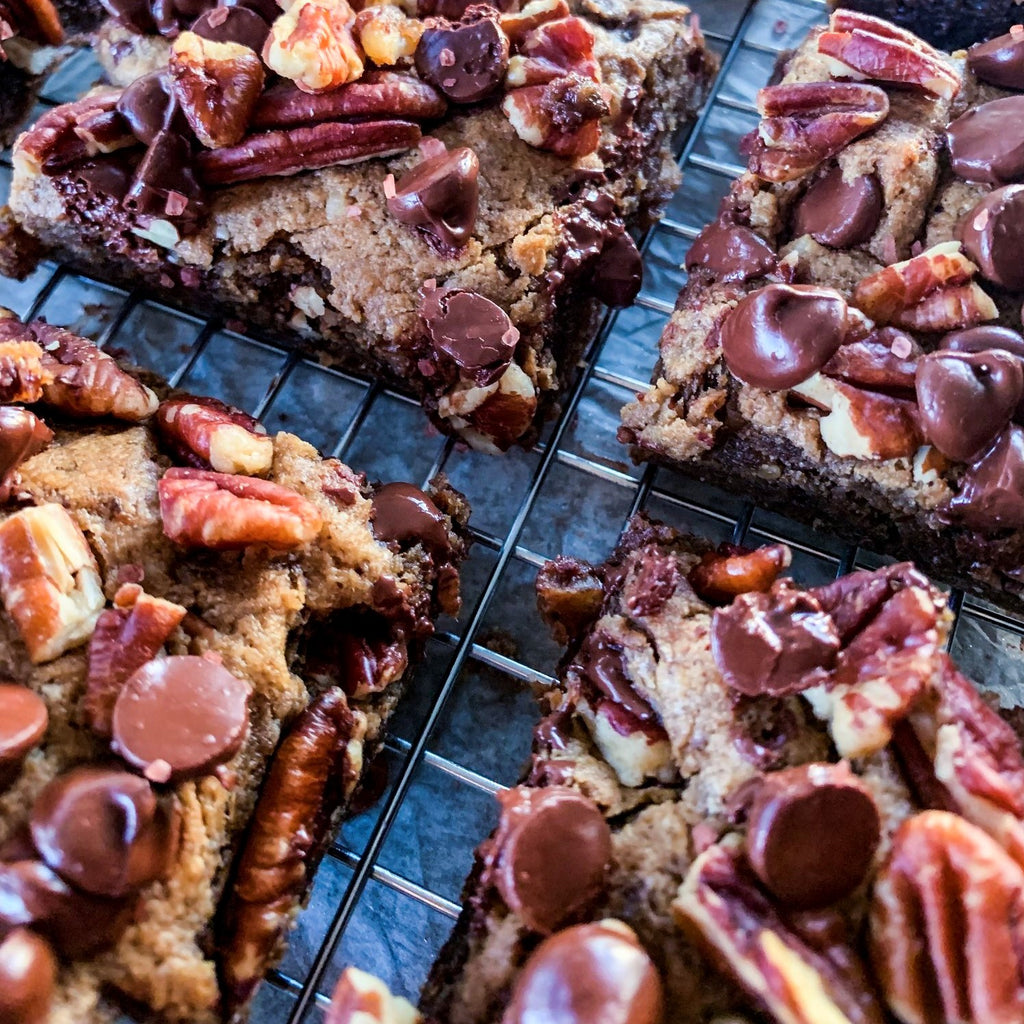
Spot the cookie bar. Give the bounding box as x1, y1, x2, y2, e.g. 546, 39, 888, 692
420, 514, 1024, 1024
0, 310, 469, 1024
622, 11, 1024, 607
1, 0, 715, 453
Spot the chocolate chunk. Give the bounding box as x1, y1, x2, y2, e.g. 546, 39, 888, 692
591, 230, 643, 308
685, 219, 776, 283
190, 4, 269, 50
419, 286, 518, 386
29, 766, 179, 898
575, 631, 659, 728
504, 921, 663, 1024
0, 684, 47, 783
959, 185, 1024, 290
153, 0, 214, 36
968, 27, 1024, 89
371, 481, 451, 553
117, 71, 177, 147
101, 0, 158, 34
792, 166, 883, 249
0, 929, 55, 1024
947, 96, 1024, 185
112, 655, 251, 782
720, 283, 848, 390
492, 786, 611, 934
710, 580, 840, 697
941, 325, 1024, 421
745, 762, 881, 909
0, 407, 52, 503
915, 349, 1022, 462
947, 424, 1024, 530
388, 145, 479, 250
0, 859, 136, 958
415, 15, 509, 104
124, 128, 206, 227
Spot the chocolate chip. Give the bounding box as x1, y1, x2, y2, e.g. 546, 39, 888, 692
591, 229, 643, 308
111, 655, 251, 782
415, 15, 509, 104
493, 786, 611, 934
100, 0, 158, 34
419, 286, 518, 386
710, 580, 840, 697
0, 929, 55, 1024
941, 325, 1024, 422
575, 631, 659, 728
745, 763, 880, 910
0, 859, 137, 958
221, 0, 280, 20
792, 165, 883, 249
947, 96, 1024, 185
125, 128, 207, 227
151, 0, 214, 37
720, 283, 848, 390
29, 766, 179, 898
685, 219, 776, 283
504, 921, 663, 1024
915, 349, 1023, 462
0, 407, 52, 503
947, 424, 1024, 530
117, 71, 178, 147
371, 481, 451, 557
968, 27, 1024, 89
190, 4, 269, 50
0, 684, 47, 782
959, 185, 1024, 290
388, 145, 479, 250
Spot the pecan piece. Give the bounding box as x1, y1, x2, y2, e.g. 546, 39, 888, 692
252, 71, 446, 130
158, 467, 323, 550
0, 407, 52, 502
819, 9, 962, 100
327, 967, 421, 1024
535, 555, 604, 644
84, 584, 188, 738
748, 82, 889, 183
870, 811, 1024, 1024
354, 4, 423, 66
502, 73, 608, 157
219, 688, 365, 1011
170, 31, 266, 150
12, 92, 122, 176
675, 842, 886, 1024
853, 241, 997, 332
156, 396, 273, 475
505, 14, 601, 88
0, 504, 104, 664
196, 119, 422, 186
688, 543, 791, 604
263, 0, 364, 93
0, 332, 51, 404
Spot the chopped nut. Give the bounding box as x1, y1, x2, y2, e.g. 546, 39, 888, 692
0, 407, 53, 502
502, 73, 607, 158
264, 0, 364, 93
748, 81, 889, 183
688, 543, 792, 604
535, 555, 604, 644
158, 467, 323, 550
2, 0, 63, 45
818, 9, 961, 99
439, 360, 538, 453
500, 0, 571, 44
505, 13, 600, 88
12, 92, 122, 177
170, 31, 266, 149
327, 968, 421, 1024
912, 445, 947, 483
354, 4, 423, 65
816, 380, 922, 461
0, 336, 52, 404
156, 397, 274, 476
870, 811, 1024, 1024
0, 504, 105, 664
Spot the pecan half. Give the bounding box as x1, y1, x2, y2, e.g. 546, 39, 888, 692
158, 467, 323, 550
676, 842, 886, 1024
219, 688, 366, 1012
748, 82, 889, 183
870, 811, 1024, 1024
818, 9, 962, 100
852, 242, 997, 332
0, 504, 104, 664
251, 71, 446, 130
12, 92, 123, 176
505, 14, 601, 88
688, 543, 791, 604
196, 119, 422, 186
84, 584, 188, 738
156, 397, 273, 475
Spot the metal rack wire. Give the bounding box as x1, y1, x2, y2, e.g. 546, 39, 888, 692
2, 0, 1024, 1019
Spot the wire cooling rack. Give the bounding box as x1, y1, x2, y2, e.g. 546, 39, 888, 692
3, 0, 1024, 1019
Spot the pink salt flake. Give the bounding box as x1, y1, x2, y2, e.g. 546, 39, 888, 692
382, 173, 397, 200
419, 136, 447, 159
890, 335, 913, 359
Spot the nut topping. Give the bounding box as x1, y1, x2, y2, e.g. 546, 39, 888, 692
0, 504, 105, 664
263, 0, 364, 93
0, 334, 51, 404
688, 543, 791, 604
156, 396, 273, 475
0, 407, 53, 502
327, 968, 421, 1024
354, 3, 423, 66
158, 466, 323, 550
817, 9, 961, 99
169, 31, 266, 149
748, 82, 889, 183
0, 0, 62, 45
870, 811, 1024, 1024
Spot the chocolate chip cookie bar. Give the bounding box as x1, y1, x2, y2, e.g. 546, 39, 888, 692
0, 310, 469, 1024
420, 514, 1024, 1024
621, 11, 1024, 608
1, 0, 715, 453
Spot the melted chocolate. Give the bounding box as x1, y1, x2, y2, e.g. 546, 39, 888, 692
575, 632, 656, 725
0, 684, 47, 781
792, 166, 883, 249
191, 5, 269, 50
941, 325, 1024, 421
960, 185, 1024, 290
946, 424, 1024, 530
371, 481, 451, 553
0, 929, 55, 1024
947, 96, 1024, 185
968, 27, 1024, 89
388, 145, 479, 251
686, 218, 776, 283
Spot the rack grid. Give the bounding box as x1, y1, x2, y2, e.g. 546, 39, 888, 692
2, 0, 1024, 1019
